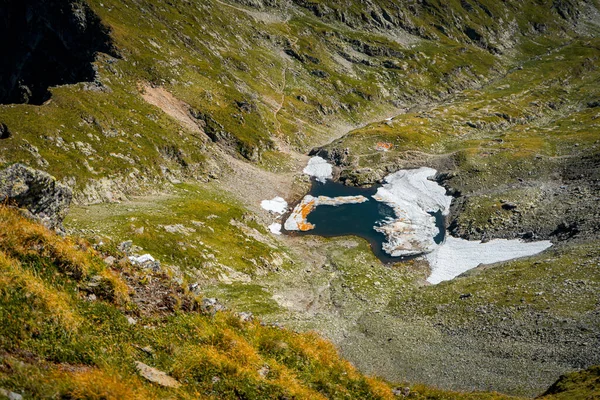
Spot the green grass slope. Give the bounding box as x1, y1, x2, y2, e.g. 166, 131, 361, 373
2, 0, 593, 196
0, 206, 398, 399
1, 0, 599, 397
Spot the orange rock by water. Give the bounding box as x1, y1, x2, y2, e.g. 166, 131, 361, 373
297, 199, 316, 231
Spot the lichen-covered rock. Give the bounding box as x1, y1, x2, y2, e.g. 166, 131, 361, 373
0, 163, 72, 231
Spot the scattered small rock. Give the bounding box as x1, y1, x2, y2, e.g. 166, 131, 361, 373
258, 365, 270, 378
587, 100, 600, 108
235, 100, 256, 113
103, 256, 116, 266
201, 298, 226, 315
392, 386, 410, 397
311, 69, 329, 78
501, 201, 518, 210
129, 254, 161, 271
135, 361, 181, 388
118, 240, 133, 253
134, 345, 155, 355
162, 224, 196, 235
238, 311, 253, 322
189, 282, 201, 295
0, 388, 23, 400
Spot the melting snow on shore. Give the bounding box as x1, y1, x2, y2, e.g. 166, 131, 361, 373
303, 156, 333, 183
373, 167, 452, 256
261, 196, 288, 214
372, 167, 552, 283
268, 223, 282, 235
426, 236, 553, 284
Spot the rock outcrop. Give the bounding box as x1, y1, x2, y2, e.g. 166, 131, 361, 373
0, 0, 117, 104
0, 163, 72, 231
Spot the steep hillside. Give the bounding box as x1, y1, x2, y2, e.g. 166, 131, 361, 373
0, 206, 398, 399
4, 0, 595, 194
1, 205, 598, 399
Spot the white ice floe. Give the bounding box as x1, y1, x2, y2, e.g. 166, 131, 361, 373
284, 194, 368, 231
303, 156, 333, 183
373, 167, 452, 256
426, 236, 552, 284
372, 167, 552, 281
268, 223, 282, 235
261, 196, 288, 215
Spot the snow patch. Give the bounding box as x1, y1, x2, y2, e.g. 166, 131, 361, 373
268, 223, 282, 235
129, 254, 155, 264
373, 167, 451, 256
261, 196, 288, 215
303, 156, 333, 183
373, 167, 551, 282
426, 236, 552, 284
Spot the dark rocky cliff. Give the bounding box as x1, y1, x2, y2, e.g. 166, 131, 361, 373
0, 0, 116, 104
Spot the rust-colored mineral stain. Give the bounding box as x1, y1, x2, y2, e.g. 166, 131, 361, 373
375, 142, 393, 151
297, 199, 316, 231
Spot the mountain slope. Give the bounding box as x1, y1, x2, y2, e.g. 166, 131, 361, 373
0, 0, 599, 397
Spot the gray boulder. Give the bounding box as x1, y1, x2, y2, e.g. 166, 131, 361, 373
0, 388, 23, 400
201, 298, 226, 315
0, 163, 72, 230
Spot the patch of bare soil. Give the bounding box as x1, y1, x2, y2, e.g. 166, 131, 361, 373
214, 148, 307, 215
139, 82, 206, 136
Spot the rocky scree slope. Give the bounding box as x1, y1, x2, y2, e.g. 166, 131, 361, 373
307, 27, 600, 397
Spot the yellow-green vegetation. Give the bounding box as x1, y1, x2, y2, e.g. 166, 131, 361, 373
66, 182, 293, 314
67, 183, 292, 278
0, 205, 400, 399
539, 366, 600, 400
64, 185, 419, 319
1, 0, 600, 397
2, 207, 599, 399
